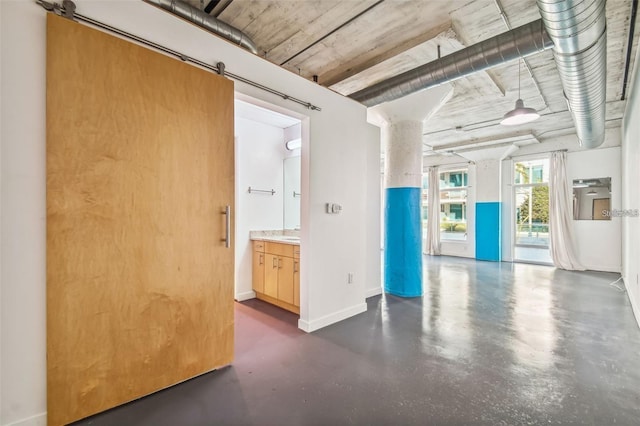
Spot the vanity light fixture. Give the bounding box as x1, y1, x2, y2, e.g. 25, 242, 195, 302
501, 59, 540, 126
285, 138, 302, 151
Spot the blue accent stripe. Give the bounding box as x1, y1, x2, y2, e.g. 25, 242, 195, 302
384, 187, 423, 297
476, 202, 501, 261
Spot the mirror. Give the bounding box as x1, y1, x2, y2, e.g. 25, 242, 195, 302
572, 177, 611, 220
283, 156, 301, 229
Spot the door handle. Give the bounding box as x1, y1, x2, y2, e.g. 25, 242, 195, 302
278, 258, 282, 269
221, 205, 231, 248
294, 261, 298, 273
273, 257, 278, 268
259, 254, 263, 265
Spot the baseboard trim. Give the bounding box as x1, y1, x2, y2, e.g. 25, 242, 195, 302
365, 286, 383, 298
624, 275, 640, 330
298, 302, 367, 333
585, 265, 622, 273
234, 291, 256, 302
4, 412, 47, 426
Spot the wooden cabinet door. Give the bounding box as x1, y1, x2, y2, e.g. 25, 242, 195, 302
252, 251, 265, 293
264, 254, 279, 298
46, 15, 234, 426
278, 256, 295, 305
294, 259, 300, 307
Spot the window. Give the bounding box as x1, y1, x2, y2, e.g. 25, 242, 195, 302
421, 174, 429, 230
422, 168, 468, 242
513, 159, 550, 250
440, 168, 468, 241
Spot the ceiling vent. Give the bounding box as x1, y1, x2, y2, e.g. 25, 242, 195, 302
536, 0, 607, 149
146, 0, 258, 54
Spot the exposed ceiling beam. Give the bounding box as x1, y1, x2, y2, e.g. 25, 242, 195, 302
621, 0, 639, 100
204, 0, 219, 14
280, 0, 386, 66
322, 20, 452, 87
213, 0, 233, 18
490, 0, 549, 110
485, 70, 506, 96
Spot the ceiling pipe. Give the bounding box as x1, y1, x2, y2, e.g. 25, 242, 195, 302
146, 0, 258, 54
536, 0, 607, 148
349, 19, 553, 107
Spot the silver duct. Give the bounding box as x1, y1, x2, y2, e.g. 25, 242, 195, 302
146, 0, 258, 54
349, 19, 553, 107
536, 0, 607, 148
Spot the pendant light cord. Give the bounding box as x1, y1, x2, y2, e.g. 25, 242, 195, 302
518, 58, 521, 99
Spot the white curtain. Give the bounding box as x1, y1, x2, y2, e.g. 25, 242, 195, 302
549, 151, 585, 270
425, 166, 441, 255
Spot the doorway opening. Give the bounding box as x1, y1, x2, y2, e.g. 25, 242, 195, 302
233, 94, 307, 326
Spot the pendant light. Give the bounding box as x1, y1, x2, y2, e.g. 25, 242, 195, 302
501, 59, 540, 126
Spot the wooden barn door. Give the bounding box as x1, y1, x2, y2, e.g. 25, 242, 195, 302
46, 14, 234, 425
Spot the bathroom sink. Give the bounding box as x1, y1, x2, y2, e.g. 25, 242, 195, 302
281, 237, 300, 241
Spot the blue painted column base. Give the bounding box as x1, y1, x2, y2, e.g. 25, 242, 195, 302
384, 187, 423, 297
476, 202, 501, 261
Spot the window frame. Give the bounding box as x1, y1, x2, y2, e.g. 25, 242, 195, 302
512, 157, 550, 249
439, 167, 469, 241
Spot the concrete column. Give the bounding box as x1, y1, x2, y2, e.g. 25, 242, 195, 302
382, 120, 424, 296
368, 85, 453, 297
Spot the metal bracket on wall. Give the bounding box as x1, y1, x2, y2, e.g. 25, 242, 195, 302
37, 0, 75, 20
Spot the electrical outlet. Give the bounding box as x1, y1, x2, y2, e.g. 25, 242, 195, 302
347, 273, 354, 284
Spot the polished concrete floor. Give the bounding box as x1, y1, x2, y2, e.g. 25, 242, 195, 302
74, 256, 640, 425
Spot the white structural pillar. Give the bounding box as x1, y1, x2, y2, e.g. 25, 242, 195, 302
369, 85, 453, 297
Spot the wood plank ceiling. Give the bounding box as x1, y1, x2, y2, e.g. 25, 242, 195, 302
187, 0, 638, 156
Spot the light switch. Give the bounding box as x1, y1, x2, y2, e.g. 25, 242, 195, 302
325, 203, 342, 214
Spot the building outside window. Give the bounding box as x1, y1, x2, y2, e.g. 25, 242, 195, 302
422, 168, 468, 242
421, 174, 429, 231
440, 168, 468, 241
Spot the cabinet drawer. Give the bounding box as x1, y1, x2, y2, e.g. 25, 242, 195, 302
253, 240, 265, 252
265, 241, 294, 258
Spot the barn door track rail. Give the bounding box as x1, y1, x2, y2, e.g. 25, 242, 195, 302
35, 0, 322, 112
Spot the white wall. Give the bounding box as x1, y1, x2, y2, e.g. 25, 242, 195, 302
0, 1, 379, 424
365, 127, 382, 298
234, 117, 286, 301
499, 139, 622, 272
475, 159, 500, 202
622, 46, 640, 328
501, 157, 514, 261
567, 147, 621, 273
1, 2, 47, 425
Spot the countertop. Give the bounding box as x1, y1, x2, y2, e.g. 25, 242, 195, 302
250, 230, 300, 246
